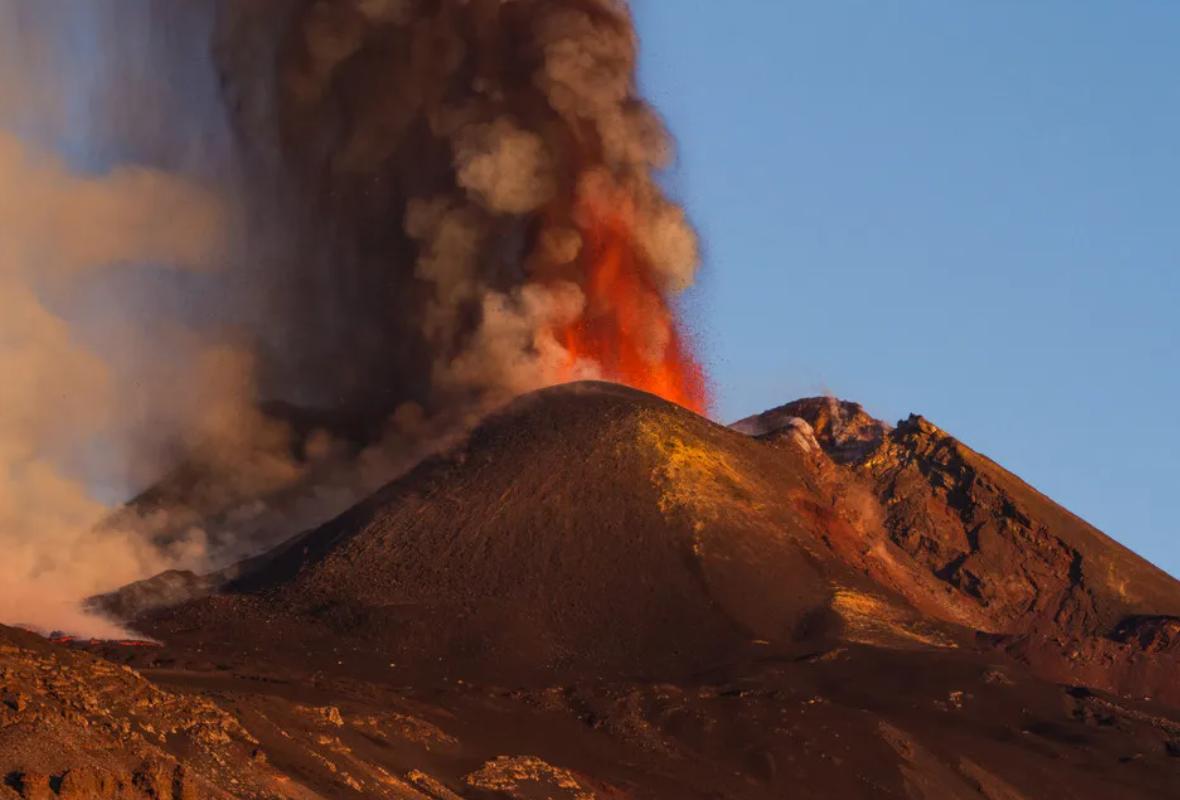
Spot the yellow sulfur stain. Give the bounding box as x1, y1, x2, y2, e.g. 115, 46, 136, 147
636, 413, 765, 524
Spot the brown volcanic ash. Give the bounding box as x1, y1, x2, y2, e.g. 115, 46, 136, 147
216, 0, 707, 423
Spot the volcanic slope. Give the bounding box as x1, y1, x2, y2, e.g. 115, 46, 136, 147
738, 397, 1180, 705
0, 623, 295, 799
142, 382, 922, 681
134, 383, 1180, 693
23, 382, 1180, 799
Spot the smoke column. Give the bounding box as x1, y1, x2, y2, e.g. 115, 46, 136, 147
0, 0, 708, 634
217, 0, 709, 418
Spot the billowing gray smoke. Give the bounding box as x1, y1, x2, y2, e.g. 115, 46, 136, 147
0, 0, 702, 634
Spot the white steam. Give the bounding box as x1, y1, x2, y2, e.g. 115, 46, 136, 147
0, 3, 293, 636
0, 132, 229, 635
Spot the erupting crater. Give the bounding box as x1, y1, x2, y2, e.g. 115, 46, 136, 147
555, 180, 709, 414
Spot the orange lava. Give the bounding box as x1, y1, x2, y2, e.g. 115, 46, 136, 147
557, 188, 709, 415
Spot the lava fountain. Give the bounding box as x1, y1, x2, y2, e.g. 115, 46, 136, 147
556, 179, 709, 415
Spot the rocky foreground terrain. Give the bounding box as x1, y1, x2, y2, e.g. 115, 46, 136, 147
4, 382, 1179, 798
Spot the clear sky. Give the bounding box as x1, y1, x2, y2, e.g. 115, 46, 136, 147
633, 2, 1179, 577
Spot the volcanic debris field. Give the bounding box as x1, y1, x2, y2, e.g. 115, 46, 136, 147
3, 383, 1180, 799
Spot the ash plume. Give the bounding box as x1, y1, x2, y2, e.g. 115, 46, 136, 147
0, 0, 706, 633
217, 0, 707, 418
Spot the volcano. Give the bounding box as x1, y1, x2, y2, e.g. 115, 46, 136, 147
6, 383, 1180, 799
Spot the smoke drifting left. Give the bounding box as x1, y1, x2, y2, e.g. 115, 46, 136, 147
0, 0, 706, 634
0, 71, 230, 632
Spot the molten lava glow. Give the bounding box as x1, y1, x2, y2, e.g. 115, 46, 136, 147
557, 190, 709, 415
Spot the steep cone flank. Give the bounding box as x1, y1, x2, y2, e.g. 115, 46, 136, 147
160, 382, 888, 679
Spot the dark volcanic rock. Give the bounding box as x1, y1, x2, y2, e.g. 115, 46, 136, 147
0, 624, 262, 799
1114, 616, 1180, 654
853, 413, 1180, 705
736, 397, 1180, 706
733, 396, 890, 463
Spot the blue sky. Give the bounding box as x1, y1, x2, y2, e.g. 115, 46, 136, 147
633, 2, 1179, 577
